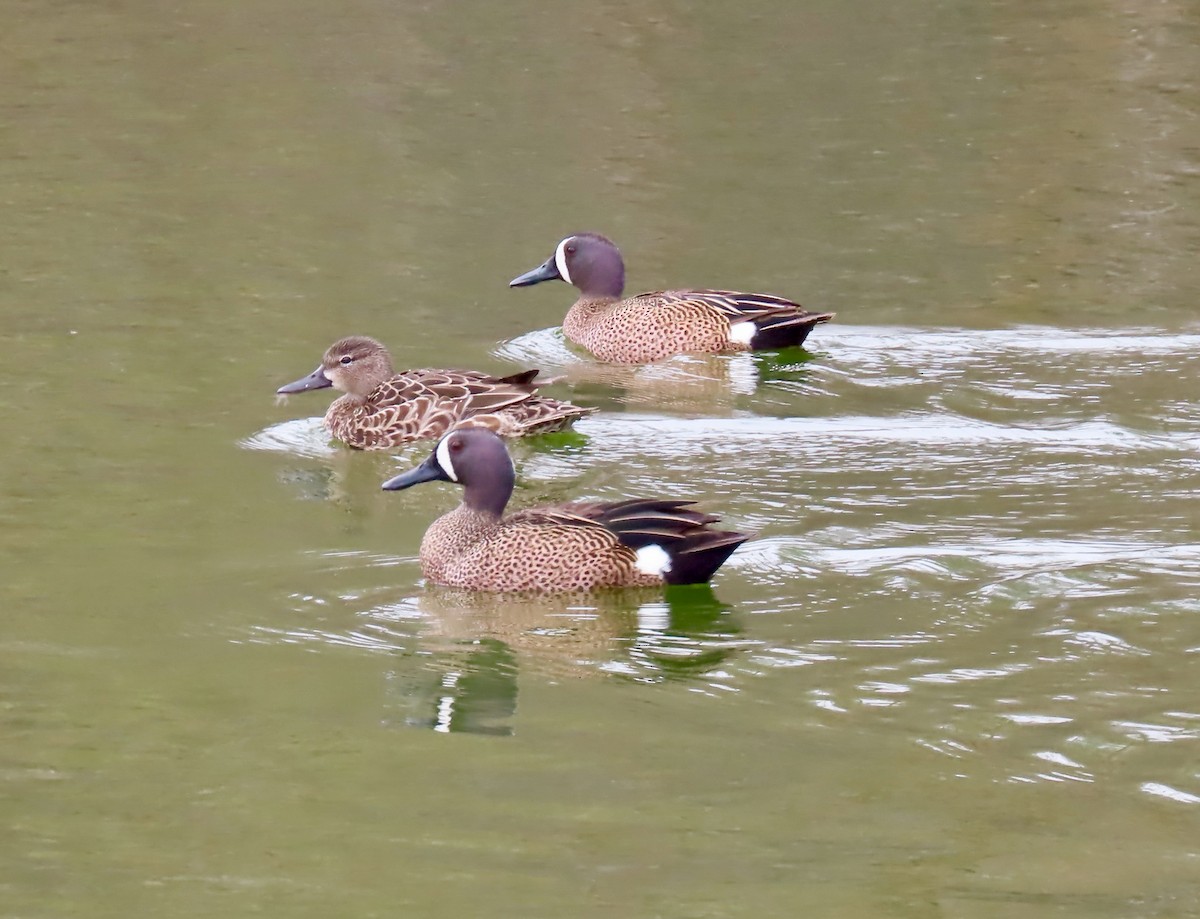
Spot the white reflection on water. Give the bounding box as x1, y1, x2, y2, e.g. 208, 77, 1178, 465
810, 538, 1198, 570
578, 411, 1195, 455
501, 324, 1200, 368
1112, 721, 1200, 744
823, 326, 1200, 358
1141, 783, 1200, 805
240, 416, 337, 458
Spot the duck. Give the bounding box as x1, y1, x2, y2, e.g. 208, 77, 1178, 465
509, 232, 835, 364
381, 427, 748, 592
276, 336, 595, 450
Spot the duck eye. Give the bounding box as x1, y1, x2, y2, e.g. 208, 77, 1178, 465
565, 244, 576, 255
340, 356, 353, 365
449, 439, 464, 452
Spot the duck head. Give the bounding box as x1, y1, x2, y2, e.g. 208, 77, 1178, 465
509, 232, 626, 299
277, 336, 395, 400
381, 427, 515, 517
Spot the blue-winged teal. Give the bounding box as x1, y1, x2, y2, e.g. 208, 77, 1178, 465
382, 427, 748, 592
277, 336, 595, 450
509, 232, 835, 364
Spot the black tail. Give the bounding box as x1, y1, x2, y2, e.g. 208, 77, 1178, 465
662, 531, 748, 585
576, 498, 749, 585
749, 311, 835, 350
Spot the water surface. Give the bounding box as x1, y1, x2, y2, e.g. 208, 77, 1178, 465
3, 0, 1200, 915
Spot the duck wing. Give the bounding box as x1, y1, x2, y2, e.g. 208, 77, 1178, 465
371, 370, 544, 415
515, 498, 749, 586
642, 289, 829, 322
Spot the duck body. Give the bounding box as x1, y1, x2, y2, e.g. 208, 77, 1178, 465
562, 288, 830, 364
277, 336, 594, 450
382, 428, 748, 592
511, 233, 835, 364
321, 366, 589, 449
417, 503, 662, 592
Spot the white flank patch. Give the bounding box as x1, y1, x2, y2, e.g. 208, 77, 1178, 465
729, 320, 756, 345
435, 436, 459, 481
635, 544, 672, 577
554, 237, 573, 285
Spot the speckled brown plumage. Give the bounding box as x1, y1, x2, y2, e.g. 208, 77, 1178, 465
277, 336, 594, 450
382, 429, 748, 593
510, 233, 835, 364
416, 504, 662, 591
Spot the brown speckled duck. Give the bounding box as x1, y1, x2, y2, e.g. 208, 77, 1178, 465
277, 336, 595, 450
382, 427, 748, 592
509, 232, 835, 364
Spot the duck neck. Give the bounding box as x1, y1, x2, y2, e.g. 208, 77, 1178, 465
460, 458, 514, 518
579, 276, 623, 299
345, 357, 394, 402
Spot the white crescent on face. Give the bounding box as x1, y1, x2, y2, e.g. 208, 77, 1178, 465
435, 436, 459, 482
554, 238, 574, 285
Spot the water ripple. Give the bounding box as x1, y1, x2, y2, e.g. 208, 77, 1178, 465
1141, 783, 1200, 805
574, 411, 1195, 456
240, 416, 337, 458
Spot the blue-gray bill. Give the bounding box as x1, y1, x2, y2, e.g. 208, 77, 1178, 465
508, 256, 561, 288
276, 366, 333, 395
381, 453, 449, 491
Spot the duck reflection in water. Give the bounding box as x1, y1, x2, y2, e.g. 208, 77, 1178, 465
494, 328, 826, 416
380, 585, 738, 735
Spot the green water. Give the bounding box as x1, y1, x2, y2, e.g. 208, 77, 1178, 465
3, 0, 1200, 915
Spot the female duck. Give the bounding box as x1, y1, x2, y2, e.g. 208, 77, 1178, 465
382, 428, 748, 592
277, 336, 594, 449
510, 232, 834, 364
